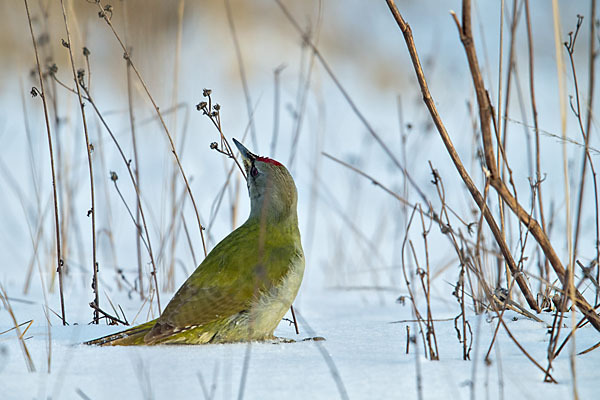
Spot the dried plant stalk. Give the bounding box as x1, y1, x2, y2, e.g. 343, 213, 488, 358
385, 0, 540, 313
23, 0, 66, 325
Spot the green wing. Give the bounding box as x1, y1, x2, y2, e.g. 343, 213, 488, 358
144, 221, 299, 343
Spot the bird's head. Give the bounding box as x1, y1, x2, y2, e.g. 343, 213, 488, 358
233, 139, 298, 223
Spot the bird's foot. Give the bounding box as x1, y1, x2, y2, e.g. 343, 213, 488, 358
269, 336, 297, 344
302, 336, 326, 342
267, 336, 326, 344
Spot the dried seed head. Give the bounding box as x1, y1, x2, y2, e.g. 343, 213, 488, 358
202, 88, 212, 97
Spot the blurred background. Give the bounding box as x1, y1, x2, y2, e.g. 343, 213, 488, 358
0, 0, 597, 323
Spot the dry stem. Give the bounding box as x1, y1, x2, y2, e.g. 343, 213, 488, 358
60, 0, 99, 323
95, 0, 208, 258
23, 0, 66, 326
385, 0, 540, 313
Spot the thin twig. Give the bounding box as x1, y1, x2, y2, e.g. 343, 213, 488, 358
0, 285, 35, 372
569, 10, 600, 301
224, 0, 257, 150
401, 207, 429, 359
271, 64, 285, 157
524, 0, 550, 298
290, 305, 300, 335
23, 0, 66, 325
95, 0, 208, 258
88, 301, 129, 326
274, 0, 429, 205
60, 0, 99, 323
81, 87, 161, 315
125, 49, 144, 300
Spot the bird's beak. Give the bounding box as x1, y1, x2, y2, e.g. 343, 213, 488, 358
232, 138, 257, 172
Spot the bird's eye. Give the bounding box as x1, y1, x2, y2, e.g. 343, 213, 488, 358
250, 165, 259, 177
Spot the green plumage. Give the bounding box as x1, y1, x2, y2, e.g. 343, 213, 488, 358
85, 140, 304, 346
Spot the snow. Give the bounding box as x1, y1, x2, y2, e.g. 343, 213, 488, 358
1, 289, 599, 399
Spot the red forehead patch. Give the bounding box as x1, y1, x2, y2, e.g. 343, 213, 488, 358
256, 156, 283, 166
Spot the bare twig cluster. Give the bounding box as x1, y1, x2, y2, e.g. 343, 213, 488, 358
382, 0, 599, 384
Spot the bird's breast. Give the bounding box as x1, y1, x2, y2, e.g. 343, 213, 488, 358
246, 249, 305, 335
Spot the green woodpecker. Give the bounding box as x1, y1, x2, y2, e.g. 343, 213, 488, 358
86, 139, 304, 345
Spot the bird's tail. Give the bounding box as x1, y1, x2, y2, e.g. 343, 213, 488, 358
84, 319, 157, 346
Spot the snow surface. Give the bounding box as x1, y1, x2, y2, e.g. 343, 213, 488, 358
1, 289, 598, 400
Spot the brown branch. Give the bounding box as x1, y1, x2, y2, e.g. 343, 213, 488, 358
450, 0, 600, 330
578, 339, 600, 355
384, 0, 540, 313
455, 1, 498, 179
